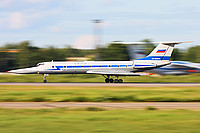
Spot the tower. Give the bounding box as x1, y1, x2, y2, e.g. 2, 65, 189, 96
93, 19, 102, 48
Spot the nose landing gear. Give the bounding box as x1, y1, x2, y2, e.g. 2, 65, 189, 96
43, 74, 48, 83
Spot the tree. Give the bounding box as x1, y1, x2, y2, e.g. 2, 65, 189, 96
98, 43, 129, 61
64, 46, 84, 57
140, 39, 155, 55
171, 48, 182, 61
184, 46, 200, 62
17, 41, 40, 68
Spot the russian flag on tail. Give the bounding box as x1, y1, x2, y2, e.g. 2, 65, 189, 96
156, 49, 166, 53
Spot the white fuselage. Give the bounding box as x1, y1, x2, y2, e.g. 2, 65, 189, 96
10, 61, 134, 74
41, 61, 134, 74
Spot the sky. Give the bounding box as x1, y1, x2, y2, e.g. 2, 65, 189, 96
0, 0, 200, 49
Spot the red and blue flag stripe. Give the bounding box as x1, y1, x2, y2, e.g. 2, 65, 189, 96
156, 49, 166, 53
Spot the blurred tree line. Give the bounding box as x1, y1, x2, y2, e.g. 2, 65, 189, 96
0, 40, 200, 72
0, 41, 94, 71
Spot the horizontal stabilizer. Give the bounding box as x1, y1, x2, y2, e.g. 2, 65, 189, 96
111, 42, 148, 45
152, 41, 192, 45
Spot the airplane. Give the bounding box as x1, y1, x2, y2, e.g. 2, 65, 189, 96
8, 41, 190, 83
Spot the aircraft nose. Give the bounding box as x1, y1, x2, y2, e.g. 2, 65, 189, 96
8, 67, 38, 74
8, 70, 18, 73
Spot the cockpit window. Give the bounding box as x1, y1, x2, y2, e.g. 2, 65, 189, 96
37, 63, 44, 67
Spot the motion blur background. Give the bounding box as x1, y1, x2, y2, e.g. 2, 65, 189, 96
1, 40, 200, 72
0, 0, 200, 72
0, 1, 200, 133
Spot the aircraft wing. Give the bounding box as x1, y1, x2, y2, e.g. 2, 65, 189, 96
170, 61, 200, 69
86, 70, 149, 76
149, 61, 200, 75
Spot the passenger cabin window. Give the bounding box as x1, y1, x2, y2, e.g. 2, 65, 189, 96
52, 66, 54, 68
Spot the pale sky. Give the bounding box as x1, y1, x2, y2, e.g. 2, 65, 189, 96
0, 0, 200, 49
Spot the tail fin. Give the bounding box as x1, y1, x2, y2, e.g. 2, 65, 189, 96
137, 41, 191, 61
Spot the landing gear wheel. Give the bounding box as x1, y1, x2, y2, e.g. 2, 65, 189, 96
114, 79, 119, 83
119, 79, 123, 83
109, 78, 114, 83
105, 78, 110, 83
43, 80, 47, 83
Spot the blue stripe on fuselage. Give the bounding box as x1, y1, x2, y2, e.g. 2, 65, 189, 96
101, 65, 109, 67
92, 65, 99, 67
137, 56, 170, 60
48, 66, 64, 70
83, 66, 90, 68
75, 66, 81, 68
47, 64, 133, 70
111, 65, 118, 67
119, 65, 126, 67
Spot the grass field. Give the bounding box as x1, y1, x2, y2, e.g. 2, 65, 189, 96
0, 108, 199, 133
0, 85, 200, 102
0, 74, 200, 83
0, 75, 199, 133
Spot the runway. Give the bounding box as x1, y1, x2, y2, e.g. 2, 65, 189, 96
0, 102, 199, 110
0, 82, 200, 87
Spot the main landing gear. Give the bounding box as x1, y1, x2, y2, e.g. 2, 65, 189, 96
103, 75, 123, 83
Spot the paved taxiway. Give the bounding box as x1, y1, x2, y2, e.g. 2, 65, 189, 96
0, 102, 199, 110
0, 83, 200, 87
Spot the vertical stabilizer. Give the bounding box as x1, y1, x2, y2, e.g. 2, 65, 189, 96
137, 41, 191, 61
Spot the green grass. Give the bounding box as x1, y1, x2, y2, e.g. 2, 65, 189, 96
0, 74, 200, 83
0, 108, 199, 133
0, 85, 200, 102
